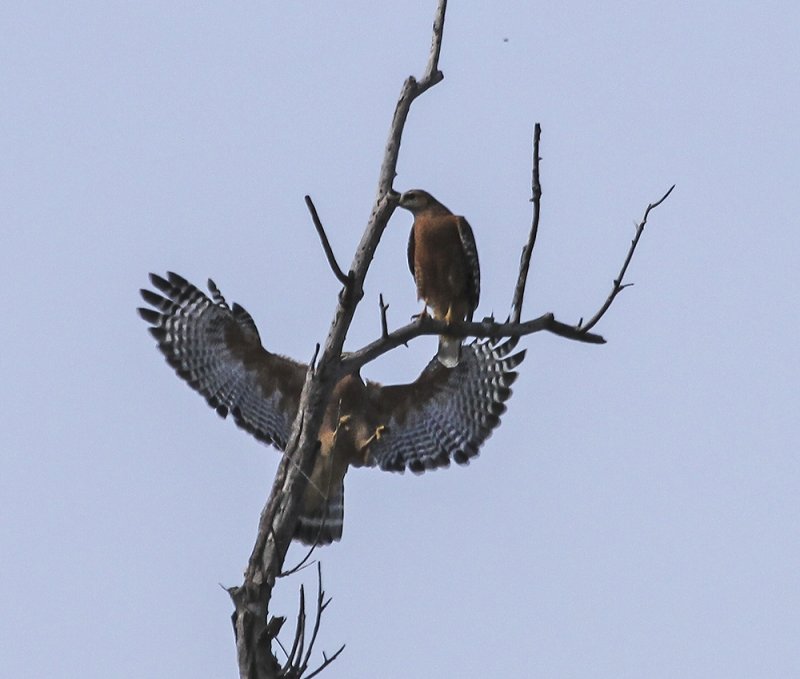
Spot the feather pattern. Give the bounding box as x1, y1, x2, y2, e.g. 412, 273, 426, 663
139, 272, 525, 544
366, 338, 524, 473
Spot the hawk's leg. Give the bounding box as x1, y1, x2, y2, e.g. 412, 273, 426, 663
332, 411, 351, 446
360, 424, 388, 464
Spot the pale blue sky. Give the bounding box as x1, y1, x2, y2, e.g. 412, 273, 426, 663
2, 3, 799, 677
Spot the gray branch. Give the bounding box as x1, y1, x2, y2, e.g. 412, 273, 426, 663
339, 313, 604, 377
579, 184, 676, 333
305, 195, 350, 287
511, 123, 542, 323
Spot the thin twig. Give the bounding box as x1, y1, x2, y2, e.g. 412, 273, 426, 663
579, 184, 675, 332
279, 553, 318, 578
273, 634, 290, 662
305, 196, 351, 287
303, 645, 346, 679
378, 294, 390, 338
511, 123, 542, 323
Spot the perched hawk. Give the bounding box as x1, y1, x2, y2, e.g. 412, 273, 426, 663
139, 272, 523, 545
398, 189, 481, 368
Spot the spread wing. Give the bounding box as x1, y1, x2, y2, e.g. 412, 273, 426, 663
138, 272, 305, 449
364, 338, 525, 473
456, 216, 480, 317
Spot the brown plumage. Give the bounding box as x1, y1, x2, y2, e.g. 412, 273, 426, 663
139, 272, 521, 545
398, 189, 480, 367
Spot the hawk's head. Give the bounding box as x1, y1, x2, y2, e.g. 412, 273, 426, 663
398, 189, 451, 216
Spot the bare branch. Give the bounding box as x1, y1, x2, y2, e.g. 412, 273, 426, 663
340, 313, 604, 376
303, 645, 346, 679
305, 195, 351, 287
423, 0, 447, 84
579, 184, 675, 333
375, 1, 447, 194
279, 551, 318, 578
511, 123, 542, 323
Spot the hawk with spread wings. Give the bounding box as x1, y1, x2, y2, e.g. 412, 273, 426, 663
398, 189, 480, 368
139, 272, 523, 545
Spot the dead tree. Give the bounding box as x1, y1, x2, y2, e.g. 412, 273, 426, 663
223, 1, 673, 676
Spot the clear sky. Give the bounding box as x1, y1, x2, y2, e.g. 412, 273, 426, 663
2, 2, 799, 677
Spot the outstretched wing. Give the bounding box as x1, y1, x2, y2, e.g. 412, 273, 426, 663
364, 338, 525, 473
138, 272, 305, 449
456, 216, 480, 318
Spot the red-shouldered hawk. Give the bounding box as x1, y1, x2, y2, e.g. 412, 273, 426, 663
139, 272, 522, 545
398, 189, 480, 368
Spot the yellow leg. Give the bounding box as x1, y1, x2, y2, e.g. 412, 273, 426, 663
363, 424, 386, 445
332, 413, 351, 447
360, 424, 388, 464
